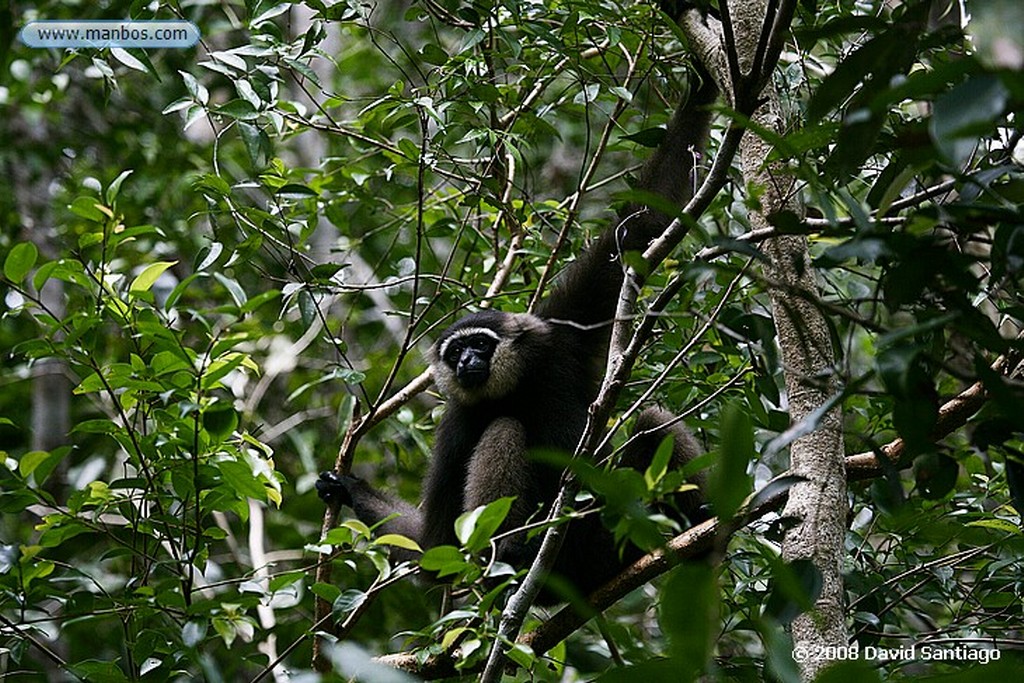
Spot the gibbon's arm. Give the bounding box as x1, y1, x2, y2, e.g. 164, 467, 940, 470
316, 472, 423, 552
536, 76, 717, 338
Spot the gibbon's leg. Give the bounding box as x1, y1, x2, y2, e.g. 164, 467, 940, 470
316, 471, 423, 556
464, 417, 539, 567
621, 406, 708, 527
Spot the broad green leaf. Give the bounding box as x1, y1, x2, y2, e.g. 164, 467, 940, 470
69, 196, 107, 222
68, 660, 129, 683
219, 460, 266, 501
195, 242, 223, 271
332, 589, 367, 616
419, 545, 467, 577
455, 497, 513, 553
310, 582, 342, 604
644, 436, 675, 490
202, 403, 238, 441
215, 98, 259, 120
966, 518, 1022, 535
931, 75, 1009, 166
130, 261, 177, 294
708, 403, 754, 521
214, 272, 248, 307
764, 558, 823, 626
4, 242, 38, 283
658, 563, 717, 675
375, 534, 423, 552
19, 450, 53, 477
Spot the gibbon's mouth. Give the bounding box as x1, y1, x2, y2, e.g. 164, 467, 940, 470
457, 368, 489, 388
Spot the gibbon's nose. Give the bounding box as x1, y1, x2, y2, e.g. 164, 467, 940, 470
458, 354, 490, 387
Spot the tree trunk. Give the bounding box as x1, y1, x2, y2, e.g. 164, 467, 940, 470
739, 64, 849, 683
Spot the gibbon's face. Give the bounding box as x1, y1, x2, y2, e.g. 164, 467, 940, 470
431, 311, 548, 405
438, 328, 500, 389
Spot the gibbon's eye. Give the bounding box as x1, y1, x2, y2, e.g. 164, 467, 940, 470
467, 334, 496, 353
444, 341, 464, 367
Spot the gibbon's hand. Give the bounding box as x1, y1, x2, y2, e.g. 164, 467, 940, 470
316, 470, 357, 508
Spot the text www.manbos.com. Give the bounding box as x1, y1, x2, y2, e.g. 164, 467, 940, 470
19, 21, 200, 49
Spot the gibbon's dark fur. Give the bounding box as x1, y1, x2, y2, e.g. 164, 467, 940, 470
318, 75, 716, 600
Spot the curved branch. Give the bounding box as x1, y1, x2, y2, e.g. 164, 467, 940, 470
847, 335, 1024, 479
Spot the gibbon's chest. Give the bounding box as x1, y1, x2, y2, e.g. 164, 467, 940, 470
449, 390, 588, 457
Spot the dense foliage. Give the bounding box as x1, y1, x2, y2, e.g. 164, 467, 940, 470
1, 0, 1023, 680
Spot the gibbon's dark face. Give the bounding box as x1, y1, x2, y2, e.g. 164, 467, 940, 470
439, 329, 500, 389
431, 311, 550, 406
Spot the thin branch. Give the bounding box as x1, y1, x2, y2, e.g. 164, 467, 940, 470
0, 613, 74, 677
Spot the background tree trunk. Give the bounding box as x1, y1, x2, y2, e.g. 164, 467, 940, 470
735, 33, 849, 683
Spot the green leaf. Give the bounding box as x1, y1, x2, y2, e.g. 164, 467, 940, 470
203, 403, 238, 441
105, 169, 133, 204
807, 21, 918, 122
215, 98, 259, 120
310, 582, 342, 604
19, 449, 67, 484
455, 497, 513, 554
38, 519, 91, 548
151, 350, 191, 376
419, 43, 448, 66
594, 658, 687, 682
298, 289, 316, 329
930, 75, 1009, 166
4, 242, 38, 283
505, 643, 536, 669
397, 137, 419, 161
332, 589, 367, 616
195, 242, 224, 271
219, 460, 266, 501
130, 261, 178, 294
708, 403, 754, 520
375, 534, 423, 552
764, 558, 823, 626
111, 47, 147, 73
214, 272, 248, 307
71, 419, 118, 435
621, 126, 665, 148
419, 545, 468, 577
657, 563, 717, 678
238, 121, 272, 168
276, 183, 317, 199
200, 353, 247, 390
644, 436, 674, 490
69, 196, 107, 222
966, 518, 1022, 535
68, 660, 130, 683
241, 289, 281, 314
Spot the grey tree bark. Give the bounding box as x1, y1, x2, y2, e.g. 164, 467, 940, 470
732, 5, 849, 680
684, 1, 849, 678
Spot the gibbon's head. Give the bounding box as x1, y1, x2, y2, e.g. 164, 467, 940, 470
432, 311, 549, 405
